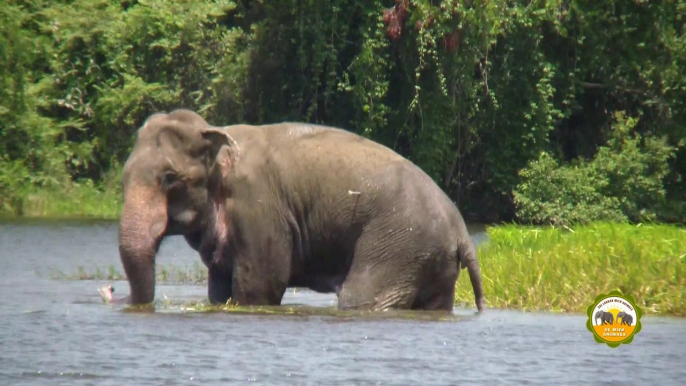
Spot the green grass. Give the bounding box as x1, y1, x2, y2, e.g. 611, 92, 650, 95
1, 182, 122, 219
455, 222, 686, 316
50, 261, 208, 284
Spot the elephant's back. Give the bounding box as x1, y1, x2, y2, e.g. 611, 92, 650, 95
238, 123, 403, 159
268, 122, 461, 216
224, 121, 463, 228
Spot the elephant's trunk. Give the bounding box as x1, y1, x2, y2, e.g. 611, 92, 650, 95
460, 242, 485, 313
118, 185, 168, 304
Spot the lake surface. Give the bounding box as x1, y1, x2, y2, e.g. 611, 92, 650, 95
1, 220, 685, 385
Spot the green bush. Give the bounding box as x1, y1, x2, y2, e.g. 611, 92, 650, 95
0, 157, 31, 215
41, 0, 243, 176
1, 0, 247, 218
513, 152, 626, 225
514, 112, 676, 225
594, 112, 675, 222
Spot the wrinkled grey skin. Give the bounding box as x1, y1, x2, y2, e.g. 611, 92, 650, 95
617, 311, 633, 326
114, 109, 485, 312
595, 310, 614, 325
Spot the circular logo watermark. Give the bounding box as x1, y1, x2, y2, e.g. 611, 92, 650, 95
586, 291, 642, 348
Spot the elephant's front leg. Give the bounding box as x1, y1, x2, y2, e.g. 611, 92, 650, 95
231, 263, 288, 306
230, 244, 290, 306
208, 265, 233, 304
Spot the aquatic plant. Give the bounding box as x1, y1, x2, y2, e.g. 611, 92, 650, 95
138, 299, 461, 322
51, 261, 208, 284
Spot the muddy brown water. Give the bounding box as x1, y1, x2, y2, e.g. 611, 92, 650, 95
1, 219, 685, 385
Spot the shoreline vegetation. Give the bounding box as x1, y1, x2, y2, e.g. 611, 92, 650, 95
39, 216, 685, 316
456, 222, 686, 317
0, 185, 122, 220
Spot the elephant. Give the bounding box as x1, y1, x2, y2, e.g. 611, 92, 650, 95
595, 310, 614, 325
111, 109, 485, 312
617, 311, 633, 326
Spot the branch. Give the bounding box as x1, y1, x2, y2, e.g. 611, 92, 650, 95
581, 82, 645, 96
581, 81, 667, 107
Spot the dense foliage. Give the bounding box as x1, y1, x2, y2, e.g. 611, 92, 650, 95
515, 112, 677, 225
1, 0, 685, 223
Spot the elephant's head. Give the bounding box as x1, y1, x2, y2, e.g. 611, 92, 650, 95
117, 109, 237, 304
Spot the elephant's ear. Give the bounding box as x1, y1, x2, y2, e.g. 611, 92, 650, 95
201, 127, 240, 180
151, 111, 209, 159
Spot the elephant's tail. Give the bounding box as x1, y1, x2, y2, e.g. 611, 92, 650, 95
458, 240, 485, 313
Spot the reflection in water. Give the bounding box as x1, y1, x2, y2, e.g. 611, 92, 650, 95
1, 220, 685, 386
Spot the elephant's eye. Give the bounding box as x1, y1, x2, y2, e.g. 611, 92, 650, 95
161, 171, 179, 189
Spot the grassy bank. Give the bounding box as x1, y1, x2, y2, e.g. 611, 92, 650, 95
455, 222, 686, 316
0, 182, 122, 219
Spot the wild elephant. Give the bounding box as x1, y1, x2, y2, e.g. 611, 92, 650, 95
112, 109, 485, 312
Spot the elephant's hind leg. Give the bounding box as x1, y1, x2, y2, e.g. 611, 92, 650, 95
411, 282, 456, 311
410, 260, 458, 311
336, 231, 417, 311
338, 280, 416, 311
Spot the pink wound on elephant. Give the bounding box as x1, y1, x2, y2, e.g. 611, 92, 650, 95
209, 147, 233, 266
212, 199, 230, 265
218, 147, 233, 179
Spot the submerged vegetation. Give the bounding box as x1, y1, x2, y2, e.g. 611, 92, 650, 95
112, 298, 465, 322
158, 301, 461, 321
455, 223, 686, 316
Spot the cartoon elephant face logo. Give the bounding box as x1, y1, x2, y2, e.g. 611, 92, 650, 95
587, 291, 642, 348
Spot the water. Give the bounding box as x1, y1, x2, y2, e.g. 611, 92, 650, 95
1, 220, 685, 385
